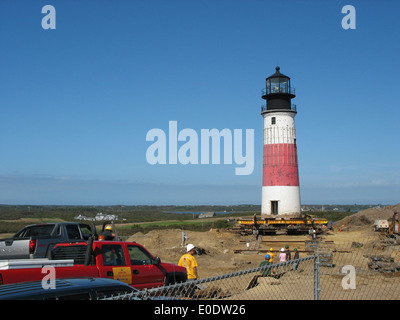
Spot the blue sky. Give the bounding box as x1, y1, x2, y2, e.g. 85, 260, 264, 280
0, 0, 399, 205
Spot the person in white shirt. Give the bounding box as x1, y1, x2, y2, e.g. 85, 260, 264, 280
279, 248, 286, 262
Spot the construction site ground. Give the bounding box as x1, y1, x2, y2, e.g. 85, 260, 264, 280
128, 204, 400, 276
127, 224, 390, 274
127, 203, 400, 299
0, 204, 398, 299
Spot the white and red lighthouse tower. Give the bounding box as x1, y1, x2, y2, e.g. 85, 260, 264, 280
261, 67, 301, 217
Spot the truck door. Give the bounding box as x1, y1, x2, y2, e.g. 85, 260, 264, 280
98, 244, 132, 286
127, 245, 166, 290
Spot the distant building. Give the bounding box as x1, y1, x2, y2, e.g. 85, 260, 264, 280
74, 213, 118, 221
95, 212, 118, 221
199, 212, 215, 219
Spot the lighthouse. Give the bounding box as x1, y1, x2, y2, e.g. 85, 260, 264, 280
261, 67, 301, 217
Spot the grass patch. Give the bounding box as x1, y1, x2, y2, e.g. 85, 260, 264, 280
308, 211, 355, 222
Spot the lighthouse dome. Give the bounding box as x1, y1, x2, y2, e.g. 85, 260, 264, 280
261, 66, 296, 113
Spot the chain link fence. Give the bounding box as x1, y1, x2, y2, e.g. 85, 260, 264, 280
314, 235, 400, 300
101, 235, 400, 300
101, 256, 317, 300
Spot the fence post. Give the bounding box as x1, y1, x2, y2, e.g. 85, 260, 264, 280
314, 254, 320, 300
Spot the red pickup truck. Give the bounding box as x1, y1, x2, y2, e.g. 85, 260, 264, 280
0, 240, 187, 290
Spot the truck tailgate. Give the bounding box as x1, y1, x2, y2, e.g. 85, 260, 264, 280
0, 239, 31, 259
0, 259, 74, 270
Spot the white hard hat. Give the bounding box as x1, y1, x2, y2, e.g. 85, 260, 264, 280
186, 244, 195, 252
280, 248, 285, 252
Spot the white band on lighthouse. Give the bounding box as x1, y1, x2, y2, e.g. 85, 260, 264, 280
261, 186, 301, 216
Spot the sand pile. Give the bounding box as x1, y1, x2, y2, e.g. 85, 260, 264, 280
336, 203, 400, 230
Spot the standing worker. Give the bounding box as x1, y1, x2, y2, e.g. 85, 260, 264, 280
178, 244, 198, 298
260, 254, 272, 276
285, 244, 291, 261
266, 248, 275, 262
100, 224, 115, 241
279, 248, 286, 262
252, 214, 260, 240
293, 248, 300, 271
178, 244, 199, 280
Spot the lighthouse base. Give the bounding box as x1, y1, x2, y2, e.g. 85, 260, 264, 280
261, 186, 301, 217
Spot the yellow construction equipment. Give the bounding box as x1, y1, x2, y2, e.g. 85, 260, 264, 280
236, 214, 329, 235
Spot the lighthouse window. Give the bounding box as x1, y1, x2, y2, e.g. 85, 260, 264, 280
271, 117, 276, 125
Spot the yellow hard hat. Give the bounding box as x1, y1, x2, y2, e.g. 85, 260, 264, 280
270, 248, 274, 251
105, 224, 113, 231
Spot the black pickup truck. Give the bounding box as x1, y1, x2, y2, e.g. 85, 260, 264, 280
0, 222, 94, 259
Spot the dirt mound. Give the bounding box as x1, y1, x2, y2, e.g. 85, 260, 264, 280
127, 228, 238, 252
127, 228, 259, 277
336, 204, 400, 230
128, 228, 239, 257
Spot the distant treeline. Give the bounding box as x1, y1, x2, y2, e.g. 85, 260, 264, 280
0, 204, 259, 235
0, 204, 365, 224
0, 204, 260, 222
0, 204, 363, 235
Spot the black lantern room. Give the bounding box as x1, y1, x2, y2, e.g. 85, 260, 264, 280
261, 66, 296, 114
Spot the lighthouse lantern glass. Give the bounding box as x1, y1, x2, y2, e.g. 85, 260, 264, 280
280, 78, 289, 93
266, 77, 290, 94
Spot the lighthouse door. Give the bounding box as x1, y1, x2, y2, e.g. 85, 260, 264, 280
271, 201, 279, 215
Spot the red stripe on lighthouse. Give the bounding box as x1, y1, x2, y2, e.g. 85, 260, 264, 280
262, 143, 299, 186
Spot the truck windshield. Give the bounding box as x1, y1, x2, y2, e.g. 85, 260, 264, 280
79, 224, 93, 240
15, 225, 55, 237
